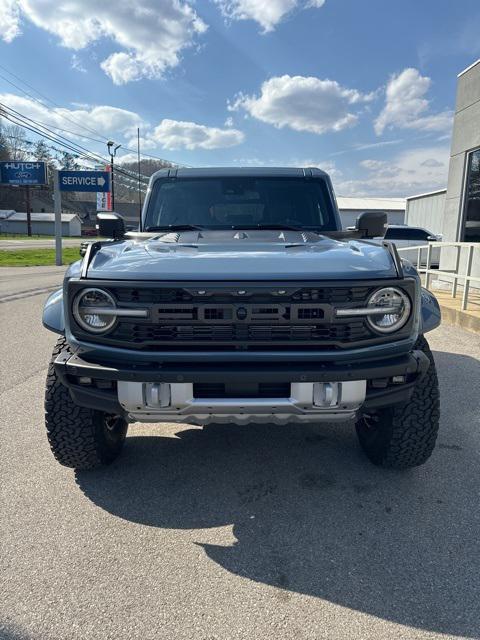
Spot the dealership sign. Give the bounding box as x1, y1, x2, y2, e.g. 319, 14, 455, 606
58, 170, 111, 192
0, 161, 47, 185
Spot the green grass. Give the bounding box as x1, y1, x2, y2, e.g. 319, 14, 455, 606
0, 233, 58, 240
0, 247, 81, 267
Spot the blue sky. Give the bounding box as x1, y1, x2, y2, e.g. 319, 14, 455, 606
1, 0, 480, 196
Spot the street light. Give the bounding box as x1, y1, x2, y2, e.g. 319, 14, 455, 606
107, 141, 121, 211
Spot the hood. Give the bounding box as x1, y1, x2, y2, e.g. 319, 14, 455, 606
86, 230, 398, 281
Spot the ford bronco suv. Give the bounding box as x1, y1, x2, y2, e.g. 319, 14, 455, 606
43, 168, 441, 470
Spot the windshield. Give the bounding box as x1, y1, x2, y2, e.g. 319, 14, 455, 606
144, 177, 336, 231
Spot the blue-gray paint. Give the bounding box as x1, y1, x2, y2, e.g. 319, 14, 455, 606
42, 288, 65, 335
85, 232, 398, 281
420, 287, 441, 333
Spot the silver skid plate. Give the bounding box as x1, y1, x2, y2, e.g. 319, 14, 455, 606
117, 380, 366, 424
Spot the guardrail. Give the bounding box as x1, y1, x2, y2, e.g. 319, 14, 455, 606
397, 242, 480, 311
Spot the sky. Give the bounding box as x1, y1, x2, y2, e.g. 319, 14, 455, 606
0, 0, 480, 197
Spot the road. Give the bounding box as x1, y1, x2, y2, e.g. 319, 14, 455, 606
0, 238, 82, 250
1, 268, 480, 640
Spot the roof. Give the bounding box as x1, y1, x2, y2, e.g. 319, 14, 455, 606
150, 166, 328, 180
7, 212, 80, 223
0, 209, 15, 219
336, 196, 406, 212
406, 188, 447, 201
458, 58, 480, 78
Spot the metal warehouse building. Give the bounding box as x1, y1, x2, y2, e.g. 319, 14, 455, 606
336, 196, 405, 229
0, 211, 82, 236
405, 189, 447, 235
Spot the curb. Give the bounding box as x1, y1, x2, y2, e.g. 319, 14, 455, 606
439, 303, 480, 334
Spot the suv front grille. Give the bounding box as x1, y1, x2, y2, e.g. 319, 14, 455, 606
70, 282, 412, 351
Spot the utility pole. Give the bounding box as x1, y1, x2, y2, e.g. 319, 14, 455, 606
25, 185, 32, 236
107, 141, 121, 211
53, 169, 62, 266
137, 127, 142, 228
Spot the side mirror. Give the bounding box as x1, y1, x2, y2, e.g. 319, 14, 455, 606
97, 212, 125, 239
426, 235, 437, 242
355, 211, 387, 238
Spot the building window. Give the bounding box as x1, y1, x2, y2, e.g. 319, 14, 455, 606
464, 148, 480, 242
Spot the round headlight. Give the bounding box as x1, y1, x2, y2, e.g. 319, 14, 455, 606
366, 287, 411, 334
73, 288, 116, 333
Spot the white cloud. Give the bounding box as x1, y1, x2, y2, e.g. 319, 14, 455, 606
6, 1, 207, 84
0, 92, 245, 157
0, 93, 144, 140
375, 68, 453, 135
227, 157, 341, 180
71, 54, 86, 74
337, 146, 450, 197
0, 0, 21, 42
230, 74, 374, 134
152, 119, 245, 150
214, 0, 325, 32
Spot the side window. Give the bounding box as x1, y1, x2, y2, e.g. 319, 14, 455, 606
413, 229, 432, 241
384, 227, 409, 240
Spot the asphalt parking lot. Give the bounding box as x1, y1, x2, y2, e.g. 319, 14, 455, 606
1, 268, 480, 640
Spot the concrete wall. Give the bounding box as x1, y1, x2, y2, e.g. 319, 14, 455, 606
405, 190, 446, 235
443, 60, 480, 242
339, 209, 404, 230
442, 60, 480, 281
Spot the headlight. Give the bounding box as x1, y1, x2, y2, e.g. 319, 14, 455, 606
73, 288, 116, 333
366, 287, 411, 333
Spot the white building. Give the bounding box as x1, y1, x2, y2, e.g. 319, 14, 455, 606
0, 211, 82, 236
336, 196, 406, 229
405, 190, 447, 235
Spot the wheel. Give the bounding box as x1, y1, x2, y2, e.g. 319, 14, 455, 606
356, 336, 440, 469
44, 337, 128, 470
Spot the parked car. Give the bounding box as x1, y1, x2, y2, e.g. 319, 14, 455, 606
373, 225, 442, 267
42, 167, 441, 472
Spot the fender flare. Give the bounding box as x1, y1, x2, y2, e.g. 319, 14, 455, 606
420, 287, 441, 334
42, 288, 65, 335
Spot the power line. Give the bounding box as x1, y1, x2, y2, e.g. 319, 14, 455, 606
0, 64, 185, 166
0, 103, 151, 185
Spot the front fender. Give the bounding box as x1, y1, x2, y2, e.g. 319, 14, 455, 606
420, 287, 441, 334
43, 288, 65, 335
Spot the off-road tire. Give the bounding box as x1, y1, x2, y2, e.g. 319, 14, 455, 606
45, 337, 128, 470
356, 335, 440, 469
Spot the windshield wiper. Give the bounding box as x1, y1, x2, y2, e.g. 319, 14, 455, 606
145, 224, 205, 232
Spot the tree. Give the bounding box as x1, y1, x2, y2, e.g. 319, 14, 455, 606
0, 127, 8, 161
0, 122, 28, 160
58, 151, 79, 170
33, 140, 51, 163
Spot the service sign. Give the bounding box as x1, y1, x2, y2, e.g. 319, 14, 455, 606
0, 161, 47, 185
58, 170, 111, 192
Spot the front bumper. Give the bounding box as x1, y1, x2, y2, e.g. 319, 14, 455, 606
54, 347, 430, 423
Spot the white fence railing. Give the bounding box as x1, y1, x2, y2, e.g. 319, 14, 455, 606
397, 242, 480, 311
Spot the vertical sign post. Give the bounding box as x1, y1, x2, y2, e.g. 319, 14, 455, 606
25, 185, 32, 236
53, 169, 62, 266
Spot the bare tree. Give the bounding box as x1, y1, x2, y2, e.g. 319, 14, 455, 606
0, 120, 29, 160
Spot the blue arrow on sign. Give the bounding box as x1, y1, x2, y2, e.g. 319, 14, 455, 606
58, 170, 111, 192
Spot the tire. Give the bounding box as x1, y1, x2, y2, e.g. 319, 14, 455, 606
45, 337, 128, 470
356, 335, 440, 469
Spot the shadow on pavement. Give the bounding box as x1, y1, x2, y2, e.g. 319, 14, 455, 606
76, 349, 480, 638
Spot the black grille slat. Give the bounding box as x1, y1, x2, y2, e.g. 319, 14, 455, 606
111, 321, 369, 346
82, 284, 383, 351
